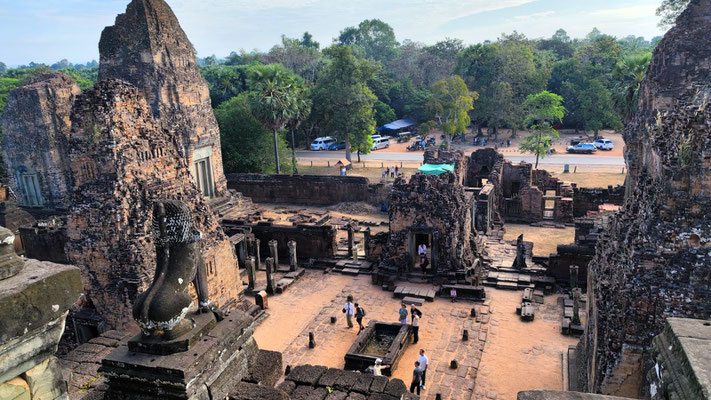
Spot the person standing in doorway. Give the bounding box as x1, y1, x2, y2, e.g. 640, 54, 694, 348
410, 361, 422, 395
398, 303, 408, 324
418, 349, 429, 390
343, 296, 355, 328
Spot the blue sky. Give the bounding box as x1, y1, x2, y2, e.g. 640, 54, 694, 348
0, 0, 666, 66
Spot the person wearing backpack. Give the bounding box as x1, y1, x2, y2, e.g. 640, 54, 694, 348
355, 303, 366, 333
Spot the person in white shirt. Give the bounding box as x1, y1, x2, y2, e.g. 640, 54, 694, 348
343, 295, 355, 328
418, 349, 429, 390
411, 310, 420, 344
373, 358, 390, 376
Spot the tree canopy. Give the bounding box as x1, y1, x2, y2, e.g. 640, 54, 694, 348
519, 91, 565, 168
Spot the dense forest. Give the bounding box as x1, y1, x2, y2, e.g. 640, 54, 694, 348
0, 1, 689, 174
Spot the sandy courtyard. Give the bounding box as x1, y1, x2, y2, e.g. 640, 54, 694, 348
253, 271, 577, 399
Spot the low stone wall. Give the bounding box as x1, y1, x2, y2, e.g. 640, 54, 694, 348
19, 224, 68, 264
573, 186, 624, 218
226, 174, 384, 206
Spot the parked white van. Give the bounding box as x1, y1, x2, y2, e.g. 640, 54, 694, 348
371, 137, 390, 150
310, 137, 336, 151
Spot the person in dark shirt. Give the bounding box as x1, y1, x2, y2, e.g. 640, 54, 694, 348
410, 361, 422, 395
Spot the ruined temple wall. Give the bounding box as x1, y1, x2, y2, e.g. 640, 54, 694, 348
573, 186, 625, 218
99, 0, 227, 196
226, 174, 374, 205
581, 0, 711, 394
1, 73, 80, 209
65, 80, 239, 329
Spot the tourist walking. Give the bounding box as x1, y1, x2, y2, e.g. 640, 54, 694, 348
395, 166, 399, 176
355, 303, 366, 333
382, 168, 387, 181
450, 287, 457, 302
418, 349, 429, 390
398, 303, 408, 324
343, 296, 355, 328
390, 166, 395, 178
409, 361, 423, 395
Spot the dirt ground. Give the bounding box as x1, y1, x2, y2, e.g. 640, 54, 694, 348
474, 290, 579, 399
253, 271, 577, 399
503, 224, 575, 257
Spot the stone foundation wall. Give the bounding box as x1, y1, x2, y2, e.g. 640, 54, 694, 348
226, 174, 377, 206
18, 222, 68, 264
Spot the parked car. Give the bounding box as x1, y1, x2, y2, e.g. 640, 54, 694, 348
593, 138, 614, 151
310, 137, 336, 151
372, 137, 390, 150
328, 142, 346, 151
566, 143, 597, 154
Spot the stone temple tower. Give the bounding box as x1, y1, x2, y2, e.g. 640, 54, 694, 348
98, 0, 227, 199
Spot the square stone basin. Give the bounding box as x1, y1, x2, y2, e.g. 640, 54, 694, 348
344, 321, 411, 375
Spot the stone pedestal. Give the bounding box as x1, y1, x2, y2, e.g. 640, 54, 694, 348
0, 260, 82, 384
101, 310, 258, 400
268, 240, 279, 271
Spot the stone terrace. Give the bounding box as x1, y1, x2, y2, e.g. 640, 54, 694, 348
253, 270, 574, 400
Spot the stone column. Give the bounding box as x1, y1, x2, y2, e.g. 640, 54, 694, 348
347, 225, 355, 258
265, 257, 275, 295
572, 288, 581, 326
246, 257, 256, 291
569, 265, 579, 289
254, 239, 261, 270
288, 241, 298, 272
268, 240, 279, 271
237, 240, 247, 272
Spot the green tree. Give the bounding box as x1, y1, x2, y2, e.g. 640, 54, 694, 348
427, 75, 474, 145
580, 79, 622, 138
201, 64, 255, 107
214, 93, 291, 174
286, 87, 311, 174
268, 35, 323, 83
337, 19, 399, 62
374, 100, 396, 126
519, 91, 565, 168
657, 0, 691, 28
248, 64, 306, 174
312, 45, 377, 163
300, 32, 320, 49
0, 62, 6, 74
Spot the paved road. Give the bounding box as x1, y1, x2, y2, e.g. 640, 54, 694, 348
296, 151, 625, 166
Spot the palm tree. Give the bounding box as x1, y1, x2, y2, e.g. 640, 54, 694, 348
612, 53, 651, 121
286, 91, 311, 174
248, 65, 303, 174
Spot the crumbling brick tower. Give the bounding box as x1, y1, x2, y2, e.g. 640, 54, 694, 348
1, 73, 80, 209
65, 80, 240, 329
98, 0, 227, 198
581, 0, 711, 395
383, 170, 476, 274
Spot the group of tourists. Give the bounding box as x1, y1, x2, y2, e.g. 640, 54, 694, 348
343, 296, 432, 395
381, 166, 399, 181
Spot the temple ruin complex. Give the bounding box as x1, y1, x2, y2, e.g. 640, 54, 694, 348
1, 0, 710, 399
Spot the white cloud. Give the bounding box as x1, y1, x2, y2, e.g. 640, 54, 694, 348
591, 5, 658, 19
512, 11, 555, 21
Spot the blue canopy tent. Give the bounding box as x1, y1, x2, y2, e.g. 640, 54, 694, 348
378, 119, 416, 134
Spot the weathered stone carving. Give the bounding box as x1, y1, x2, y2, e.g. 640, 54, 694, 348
132, 200, 213, 339
0, 227, 23, 280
